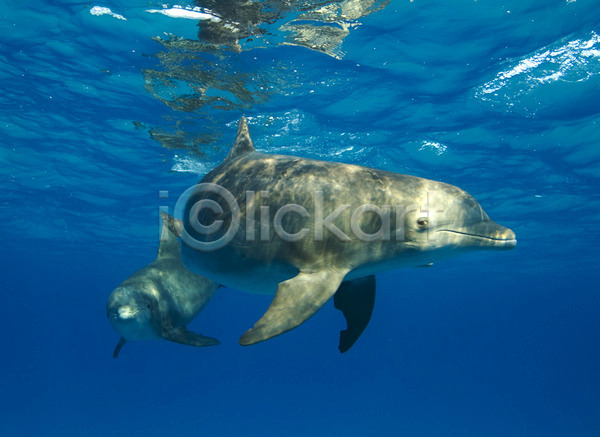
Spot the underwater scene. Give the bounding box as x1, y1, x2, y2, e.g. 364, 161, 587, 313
2, 0, 600, 435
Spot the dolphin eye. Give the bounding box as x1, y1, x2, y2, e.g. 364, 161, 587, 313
417, 217, 429, 228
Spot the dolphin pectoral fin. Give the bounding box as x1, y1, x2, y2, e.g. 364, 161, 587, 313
113, 337, 127, 359
162, 327, 220, 347
239, 269, 349, 346
334, 275, 376, 353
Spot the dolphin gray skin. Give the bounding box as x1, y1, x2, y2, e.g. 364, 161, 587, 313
107, 212, 219, 358
180, 117, 516, 352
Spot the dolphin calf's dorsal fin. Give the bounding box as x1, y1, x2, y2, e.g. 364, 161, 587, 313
160, 211, 183, 238
225, 117, 255, 161
157, 212, 182, 259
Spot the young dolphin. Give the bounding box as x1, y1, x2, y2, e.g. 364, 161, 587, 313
107, 212, 219, 358
180, 118, 517, 352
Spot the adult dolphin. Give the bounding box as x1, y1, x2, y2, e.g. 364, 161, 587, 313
107, 212, 219, 358
180, 118, 516, 352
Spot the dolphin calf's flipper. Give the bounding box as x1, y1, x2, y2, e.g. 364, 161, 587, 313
239, 269, 349, 346
334, 275, 376, 353
162, 327, 220, 347
113, 337, 127, 359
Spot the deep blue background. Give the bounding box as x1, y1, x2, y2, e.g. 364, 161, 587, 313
2, 1, 599, 435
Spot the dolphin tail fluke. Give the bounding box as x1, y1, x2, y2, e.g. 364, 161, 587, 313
113, 337, 127, 359
162, 327, 220, 347
239, 269, 349, 346
334, 275, 376, 353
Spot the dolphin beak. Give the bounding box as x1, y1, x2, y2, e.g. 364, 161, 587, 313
439, 221, 517, 250
107, 305, 138, 322
117, 306, 136, 319
491, 227, 517, 248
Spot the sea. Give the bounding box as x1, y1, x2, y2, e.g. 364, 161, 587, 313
2, 0, 599, 435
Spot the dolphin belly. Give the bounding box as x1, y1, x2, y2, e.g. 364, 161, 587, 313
181, 243, 296, 295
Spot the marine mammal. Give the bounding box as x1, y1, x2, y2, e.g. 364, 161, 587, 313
107, 212, 219, 358
180, 117, 516, 351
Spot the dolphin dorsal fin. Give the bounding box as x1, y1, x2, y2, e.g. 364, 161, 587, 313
225, 117, 255, 160
157, 212, 182, 258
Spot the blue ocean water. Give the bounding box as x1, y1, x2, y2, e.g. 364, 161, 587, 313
2, 0, 600, 435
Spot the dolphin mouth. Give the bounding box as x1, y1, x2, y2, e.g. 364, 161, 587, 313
437, 229, 517, 247
118, 306, 139, 319
107, 311, 134, 323
109, 306, 147, 322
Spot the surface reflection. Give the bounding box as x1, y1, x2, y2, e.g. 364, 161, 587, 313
142, 0, 390, 154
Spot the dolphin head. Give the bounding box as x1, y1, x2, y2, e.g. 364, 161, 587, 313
400, 180, 516, 255
106, 284, 161, 341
